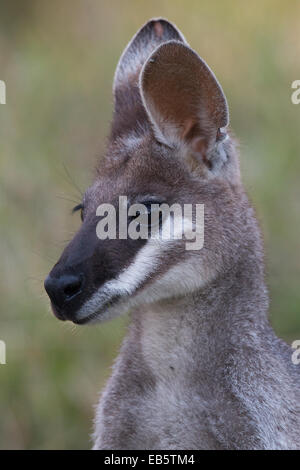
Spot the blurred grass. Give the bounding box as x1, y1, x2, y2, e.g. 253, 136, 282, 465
0, 0, 299, 449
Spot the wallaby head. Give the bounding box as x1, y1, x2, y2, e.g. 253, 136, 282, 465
43, 18, 300, 451
44, 18, 259, 326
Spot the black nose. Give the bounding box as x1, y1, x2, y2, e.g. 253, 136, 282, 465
44, 274, 83, 310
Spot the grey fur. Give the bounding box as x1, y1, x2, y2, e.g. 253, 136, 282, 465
92, 19, 300, 450
44, 18, 300, 450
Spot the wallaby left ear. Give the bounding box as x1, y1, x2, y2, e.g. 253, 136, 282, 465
140, 41, 229, 163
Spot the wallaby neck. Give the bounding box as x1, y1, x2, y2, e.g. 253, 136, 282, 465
130, 260, 269, 382
95, 261, 299, 450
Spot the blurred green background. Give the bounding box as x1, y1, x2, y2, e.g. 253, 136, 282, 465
0, 0, 299, 449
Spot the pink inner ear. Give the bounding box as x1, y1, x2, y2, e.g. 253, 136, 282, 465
140, 41, 229, 153
153, 21, 164, 38
181, 118, 195, 140
191, 136, 208, 155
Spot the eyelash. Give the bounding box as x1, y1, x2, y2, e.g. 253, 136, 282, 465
72, 204, 84, 221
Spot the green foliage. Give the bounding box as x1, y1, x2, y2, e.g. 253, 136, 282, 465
0, 0, 299, 449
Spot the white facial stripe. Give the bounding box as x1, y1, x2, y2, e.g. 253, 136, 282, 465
76, 213, 204, 322
129, 255, 213, 309
106, 239, 162, 295
76, 238, 162, 320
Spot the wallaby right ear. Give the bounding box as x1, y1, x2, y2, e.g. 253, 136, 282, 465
140, 41, 229, 165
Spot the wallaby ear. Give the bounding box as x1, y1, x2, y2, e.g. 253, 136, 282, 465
113, 19, 186, 95
140, 41, 229, 163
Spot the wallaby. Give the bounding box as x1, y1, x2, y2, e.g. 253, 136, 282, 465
44, 19, 300, 450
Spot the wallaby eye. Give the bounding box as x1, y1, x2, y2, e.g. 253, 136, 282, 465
72, 203, 84, 221
129, 203, 151, 222
138, 202, 155, 226
135, 201, 161, 216
142, 202, 156, 214
131, 200, 164, 230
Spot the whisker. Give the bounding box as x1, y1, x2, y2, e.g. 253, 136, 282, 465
62, 163, 83, 198
56, 194, 82, 205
